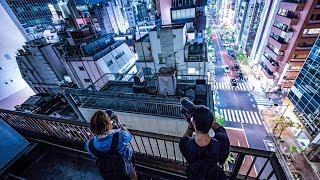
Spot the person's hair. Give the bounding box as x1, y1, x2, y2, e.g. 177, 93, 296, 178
193, 105, 214, 133
90, 110, 112, 135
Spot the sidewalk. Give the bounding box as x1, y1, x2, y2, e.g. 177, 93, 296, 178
262, 109, 320, 180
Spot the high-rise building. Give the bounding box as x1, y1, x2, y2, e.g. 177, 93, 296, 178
249, 0, 281, 67
288, 36, 320, 161
0, 0, 59, 41
257, 0, 320, 91
90, 0, 130, 34
122, 0, 136, 29
156, 0, 207, 35
58, 30, 137, 89
135, 24, 208, 76
0, 4, 29, 101
288, 37, 320, 137
235, 0, 264, 55
16, 38, 73, 95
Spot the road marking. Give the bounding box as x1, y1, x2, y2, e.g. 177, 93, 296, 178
239, 111, 248, 123
245, 111, 253, 124
230, 110, 237, 122
219, 109, 263, 125
234, 111, 241, 122
250, 111, 257, 124
253, 112, 262, 125
214, 82, 249, 91
222, 109, 228, 121
227, 110, 233, 122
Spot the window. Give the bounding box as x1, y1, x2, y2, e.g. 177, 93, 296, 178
310, 14, 320, 21
4, 54, 11, 60
289, 66, 301, 70
159, 57, 165, 64
188, 68, 197, 74
273, 21, 289, 32
78, 66, 85, 71
303, 28, 320, 35
115, 51, 125, 60
106, 60, 113, 67
84, 79, 91, 83
278, 8, 288, 16
142, 67, 152, 75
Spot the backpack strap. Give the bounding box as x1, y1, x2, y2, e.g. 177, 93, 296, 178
110, 132, 120, 154
88, 132, 120, 158
88, 138, 102, 158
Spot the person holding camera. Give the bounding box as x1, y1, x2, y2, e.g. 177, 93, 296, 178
85, 110, 137, 180
179, 98, 230, 180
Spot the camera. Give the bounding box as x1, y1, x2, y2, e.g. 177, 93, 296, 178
180, 98, 195, 123
105, 109, 120, 129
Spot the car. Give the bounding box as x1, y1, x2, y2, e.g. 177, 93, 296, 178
224, 66, 230, 73
211, 56, 216, 62
264, 140, 276, 152
227, 48, 234, 55
223, 42, 230, 47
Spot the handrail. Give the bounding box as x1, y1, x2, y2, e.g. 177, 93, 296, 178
0, 109, 287, 180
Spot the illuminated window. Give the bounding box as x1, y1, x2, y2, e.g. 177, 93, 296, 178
303, 28, 320, 35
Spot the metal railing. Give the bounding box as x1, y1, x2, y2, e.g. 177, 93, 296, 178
0, 109, 287, 179
176, 75, 208, 84
64, 88, 183, 119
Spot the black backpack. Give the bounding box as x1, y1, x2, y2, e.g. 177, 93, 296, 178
88, 132, 131, 180
186, 140, 227, 180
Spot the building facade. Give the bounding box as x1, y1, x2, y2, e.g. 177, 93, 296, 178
249, 0, 281, 65
156, 0, 207, 35
16, 38, 72, 95
90, 0, 130, 34
0, 4, 29, 100
135, 24, 207, 76
61, 34, 137, 89
288, 36, 320, 162
0, 0, 58, 41
258, 0, 320, 90
235, 0, 264, 55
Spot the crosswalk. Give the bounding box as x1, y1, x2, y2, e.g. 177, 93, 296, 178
213, 82, 249, 91
255, 98, 272, 106
218, 108, 262, 125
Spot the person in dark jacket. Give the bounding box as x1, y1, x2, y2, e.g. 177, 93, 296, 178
179, 105, 230, 180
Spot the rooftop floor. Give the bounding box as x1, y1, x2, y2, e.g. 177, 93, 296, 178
0, 118, 29, 171
22, 147, 102, 180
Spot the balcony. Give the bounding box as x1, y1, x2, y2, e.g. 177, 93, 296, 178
282, 81, 294, 88
263, 56, 280, 72
279, 0, 306, 12
265, 45, 284, 61
275, 14, 299, 26
271, 26, 284, 36
284, 70, 300, 77
0, 109, 288, 180
294, 48, 311, 56
290, 58, 306, 66
260, 62, 276, 79
268, 36, 288, 50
